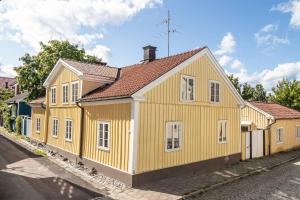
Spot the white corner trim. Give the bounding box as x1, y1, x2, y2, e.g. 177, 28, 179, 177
245, 102, 275, 120
43, 59, 83, 87
128, 100, 139, 175
132, 47, 245, 106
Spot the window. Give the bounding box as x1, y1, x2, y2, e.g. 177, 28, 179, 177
210, 81, 220, 103
181, 75, 195, 101
71, 81, 79, 103
62, 83, 69, 104
51, 87, 57, 104
218, 120, 227, 143
166, 122, 182, 151
97, 121, 110, 150
65, 119, 72, 141
296, 126, 300, 139
277, 128, 284, 143
52, 118, 59, 137
35, 117, 41, 133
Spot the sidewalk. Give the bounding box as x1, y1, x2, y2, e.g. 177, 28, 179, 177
1, 129, 300, 200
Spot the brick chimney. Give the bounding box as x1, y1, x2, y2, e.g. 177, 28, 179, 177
143, 45, 157, 63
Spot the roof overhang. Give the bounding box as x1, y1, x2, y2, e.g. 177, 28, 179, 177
79, 96, 132, 106
43, 59, 83, 87
132, 47, 245, 107
245, 102, 275, 120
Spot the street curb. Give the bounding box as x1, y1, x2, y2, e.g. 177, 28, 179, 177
180, 154, 300, 199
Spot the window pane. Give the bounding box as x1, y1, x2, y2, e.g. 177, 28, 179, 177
188, 79, 194, 100
211, 83, 215, 102
216, 83, 220, 102
182, 77, 187, 100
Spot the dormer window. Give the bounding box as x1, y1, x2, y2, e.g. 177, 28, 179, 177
181, 75, 195, 102
62, 83, 69, 104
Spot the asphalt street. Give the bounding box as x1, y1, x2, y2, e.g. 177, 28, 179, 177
192, 157, 300, 200
0, 135, 109, 200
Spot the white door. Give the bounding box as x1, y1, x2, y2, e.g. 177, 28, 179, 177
246, 131, 251, 159
252, 130, 264, 158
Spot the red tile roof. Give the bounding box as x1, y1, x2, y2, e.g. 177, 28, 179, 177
81, 47, 205, 101
249, 101, 300, 119
0, 77, 16, 89
62, 59, 118, 82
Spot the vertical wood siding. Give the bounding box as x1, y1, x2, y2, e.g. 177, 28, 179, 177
270, 119, 300, 154
242, 106, 269, 129
82, 103, 131, 172
31, 107, 46, 142
46, 67, 82, 154
137, 55, 241, 173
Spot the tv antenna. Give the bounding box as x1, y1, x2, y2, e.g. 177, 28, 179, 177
157, 10, 179, 56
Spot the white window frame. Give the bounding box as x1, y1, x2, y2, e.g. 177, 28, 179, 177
209, 80, 220, 103
276, 127, 284, 144
296, 126, 300, 139
64, 119, 72, 142
52, 118, 59, 138
165, 121, 183, 152
35, 117, 41, 133
97, 121, 110, 151
180, 75, 195, 102
50, 86, 57, 105
62, 83, 69, 104
71, 81, 80, 104
218, 120, 228, 144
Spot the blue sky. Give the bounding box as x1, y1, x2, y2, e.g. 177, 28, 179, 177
0, 0, 300, 90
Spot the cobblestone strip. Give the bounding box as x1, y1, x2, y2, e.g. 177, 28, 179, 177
180, 153, 300, 200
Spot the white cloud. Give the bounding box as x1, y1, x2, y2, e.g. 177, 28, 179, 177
229, 61, 300, 91
272, 0, 300, 28
86, 45, 111, 62
0, 0, 162, 51
215, 32, 236, 55
0, 64, 17, 77
231, 59, 244, 69
218, 55, 233, 66
254, 24, 289, 52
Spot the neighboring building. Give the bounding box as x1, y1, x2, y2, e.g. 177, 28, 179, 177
0, 77, 16, 90
6, 89, 31, 134
32, 46, 244, 186
29, 97, 46, 142
241, 101, 300, 160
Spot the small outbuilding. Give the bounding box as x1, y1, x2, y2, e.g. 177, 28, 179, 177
241, 101, 300, 160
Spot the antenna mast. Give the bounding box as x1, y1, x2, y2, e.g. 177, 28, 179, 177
167, 10, 170, 56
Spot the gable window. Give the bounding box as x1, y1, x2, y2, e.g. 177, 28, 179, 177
71, 81, 79, 103
51, 87, 57, 105
210, 81, 220, 103
218, 120, 227, 143
35, 117, 41, 133
62, 83, 69, 104
181, 75, 195, 102
52, 118, 59, 137
296, 126, 300, 139
65, 119, 72, 141
166, 122, 182, 151
276, 128, 284, 143
97, 121, 110, 150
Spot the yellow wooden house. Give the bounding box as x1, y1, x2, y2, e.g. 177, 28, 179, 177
241, 101, 300, 160
31, 46, 244, 186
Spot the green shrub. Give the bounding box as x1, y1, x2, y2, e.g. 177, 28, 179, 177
16, 116, 22, 135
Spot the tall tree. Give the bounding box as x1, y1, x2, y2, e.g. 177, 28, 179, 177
15, 40, 99, 100
253, 84, 267, 101
270, 79, 300, 111
0, 88, 14, 130
241, 83, 255, 100
228, 74, 241, 94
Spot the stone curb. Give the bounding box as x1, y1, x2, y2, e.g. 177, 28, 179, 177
180, 154, 300, 199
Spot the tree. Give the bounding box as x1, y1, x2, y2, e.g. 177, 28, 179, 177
241, 83, 255, 100
228, 74, 241, 94
270, 79, 300, 111
15, 40, 99, 100
253, 84, 267, 102
0, 88, 14, 131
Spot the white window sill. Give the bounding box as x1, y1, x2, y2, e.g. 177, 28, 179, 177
276, 141, 284, 144
52, 135, 58, 138
97, 147, 110, 152
36, 131, 40, 134
65, 138, 72, 142
218, 141, 227, 144
296, 137, 300, 140
165, 148, 181, 152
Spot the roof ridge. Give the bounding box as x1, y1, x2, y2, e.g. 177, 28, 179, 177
61, 58, 117, 69
121, 47, 205, 69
